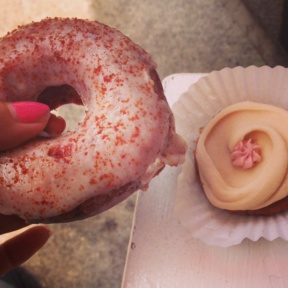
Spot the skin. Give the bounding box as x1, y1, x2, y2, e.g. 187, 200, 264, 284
0, 101, 65, 275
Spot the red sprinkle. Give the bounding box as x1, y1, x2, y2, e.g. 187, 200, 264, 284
48, 144, 73, 159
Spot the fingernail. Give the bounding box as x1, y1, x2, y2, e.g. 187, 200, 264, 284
10, 102, 50, 123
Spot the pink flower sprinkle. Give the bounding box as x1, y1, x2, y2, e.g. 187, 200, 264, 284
231, 138, 261, 169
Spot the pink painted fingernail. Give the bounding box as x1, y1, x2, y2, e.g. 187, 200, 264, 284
11, 102, 50, 123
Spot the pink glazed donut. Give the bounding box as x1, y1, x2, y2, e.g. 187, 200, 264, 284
0, 18, 186, 223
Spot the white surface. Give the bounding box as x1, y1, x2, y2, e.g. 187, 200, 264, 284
121, 74, 288, 288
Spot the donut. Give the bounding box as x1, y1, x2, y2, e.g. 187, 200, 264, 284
0, 18, 187, 223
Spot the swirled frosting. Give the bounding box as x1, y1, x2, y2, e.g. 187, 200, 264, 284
196, 101, 288, 211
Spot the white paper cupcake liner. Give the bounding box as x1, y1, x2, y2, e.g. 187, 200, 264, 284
173, 66, 288, 247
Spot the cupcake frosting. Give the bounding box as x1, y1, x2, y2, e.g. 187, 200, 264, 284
196, 101, 288, 211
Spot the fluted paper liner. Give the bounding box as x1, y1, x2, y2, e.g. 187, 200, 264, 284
173, 66, 288, 247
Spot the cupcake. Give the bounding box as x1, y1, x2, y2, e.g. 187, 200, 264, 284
196, 101, 288, 216
173, 66, 288, 247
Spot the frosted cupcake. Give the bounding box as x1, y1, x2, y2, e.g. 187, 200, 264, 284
196, 100, 288, 216
173, 66, 288, 247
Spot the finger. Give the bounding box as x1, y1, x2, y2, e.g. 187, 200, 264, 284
0, 214, 27, 234
0, 225, 51, 275
44, 114, 66, 136
0, 102, 50, 151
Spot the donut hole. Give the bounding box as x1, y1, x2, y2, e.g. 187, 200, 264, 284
38, 85, 86, 133
53, 103, 86, 133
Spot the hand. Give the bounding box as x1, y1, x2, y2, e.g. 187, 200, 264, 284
0, 101, 66, 275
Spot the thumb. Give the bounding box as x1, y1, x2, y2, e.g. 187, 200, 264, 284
0, 101, 50, 151
0, 225, 51, 275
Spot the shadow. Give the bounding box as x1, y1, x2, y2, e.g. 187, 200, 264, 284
0, 267, 42, 288
279, 0, 288, 52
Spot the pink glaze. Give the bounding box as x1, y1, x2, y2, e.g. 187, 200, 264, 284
231, 138, 261, 169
